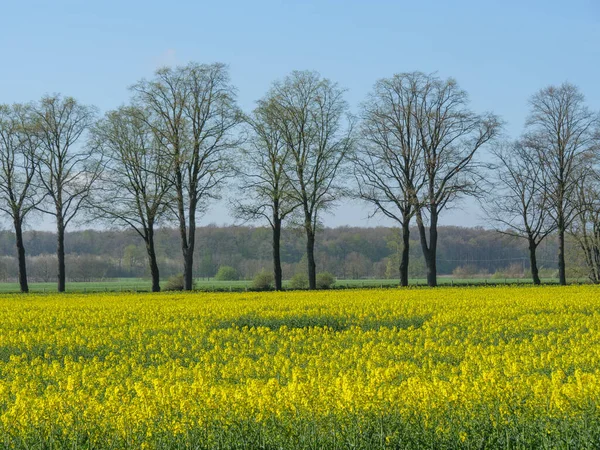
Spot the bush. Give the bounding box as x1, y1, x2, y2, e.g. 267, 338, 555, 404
163, 274, 197, 291
316, 272, 336, 289
452, 265, 484, 279
538, 267, 559, 279
214, 266, 239, 281
289, 272, 309, 290
252, 270, 274, 291
491, 270, 505, 280
492, 263, 525, 279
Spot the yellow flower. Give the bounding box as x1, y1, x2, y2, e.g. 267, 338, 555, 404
0, 286, 597, 446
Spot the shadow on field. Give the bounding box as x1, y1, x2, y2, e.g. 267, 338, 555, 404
213, 313, 431, 332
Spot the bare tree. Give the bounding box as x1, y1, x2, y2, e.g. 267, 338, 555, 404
353, 73, 426, 286
411, 73, 501, 287
233, 98, 298, 290
570, 167, 600, 283
32, 94, 100, 292
90, 106, 173, 292
0, 104, 41, 292
269, 71, 353, 289
485, 141, 555, 284
524, 83, 599, 285
131, 62, 241, 290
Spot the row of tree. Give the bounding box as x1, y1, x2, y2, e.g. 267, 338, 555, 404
485, 84, 600, 285
0, 63, 598, 292
0, 226, 563, 283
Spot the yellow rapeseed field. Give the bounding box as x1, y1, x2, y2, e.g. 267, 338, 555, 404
1, 286, 600, 448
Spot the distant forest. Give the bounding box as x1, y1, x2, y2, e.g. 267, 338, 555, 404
0, 225, 581, 283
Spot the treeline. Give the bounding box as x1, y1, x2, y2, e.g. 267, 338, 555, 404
0, 226, 566, 282
0, 63, 598, 292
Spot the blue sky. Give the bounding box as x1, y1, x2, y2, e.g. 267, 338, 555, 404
1, 0, 599, 229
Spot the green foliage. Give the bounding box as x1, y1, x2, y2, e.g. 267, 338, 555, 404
316, 272, 336, 289
384, 258, 397, 280
163, 274, 197, 291
197, 252, 217, 278
408, 257, 427, 278
214, 266, 239, 281
251, 270, 274, 291
289, 272, 309, 290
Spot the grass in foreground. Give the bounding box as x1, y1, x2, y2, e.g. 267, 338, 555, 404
0, 286, 599, 448
0, 276, 565, 293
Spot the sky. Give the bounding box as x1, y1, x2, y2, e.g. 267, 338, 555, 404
1, 0, 599, 231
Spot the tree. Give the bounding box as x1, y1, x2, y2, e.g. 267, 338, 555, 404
132, 62, 241, 290
353, 73, 427, 286
0, 104, 41, 292
90, 106, 173, 292
524, 83, 599, 285
410, 73, 501, 287
197, 251, 216, 279
214, 265, 239, 281
485, 141, 555, 284
233, 97, 298, 290
269, 71, 353, 289
570, 155, 600, 283
32, 94, 100, 292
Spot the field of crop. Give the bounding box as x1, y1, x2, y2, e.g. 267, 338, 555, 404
1, 286, 600, 448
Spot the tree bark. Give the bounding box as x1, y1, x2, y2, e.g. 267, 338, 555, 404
56, 213, 66, 293
558, 227, 566, 285
145, 226, 161, 292
174, 153, 195, 291
528, 239, 541, 286
184, 212, 196, 291
176, 184, 196, 291
399, 218, 410, 287
273, 217, 283, 290
306, 229, 317, 289
428, 210, 439, 287
182, 249, 194, 291
14, 216, 28, 293
416, 208, 438, 287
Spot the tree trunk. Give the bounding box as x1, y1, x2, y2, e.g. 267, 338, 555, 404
399, 219, 410, 287
427, 210, 438, 287
176, 208, 194, 291
57, 214, 66, 293
306, 230, 317, 289
184, 213, 196, 291
14, 217, 28, 293
528, 239, 541, 286
182, 249, 194, 291
174, 159, 195, 291
416, 212, 431, 286
145, 227, 160, 292
415, 208, 438, 287
273, 217, 283, 290
558, 227, 567, 285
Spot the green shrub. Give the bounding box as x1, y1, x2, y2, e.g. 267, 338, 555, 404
316, 272, 336, 289
163, 274, 197, 291
289, 272, 309, 290
491, 270, 505, 280
252, 270, 274, 291
214, 266, 239, 281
